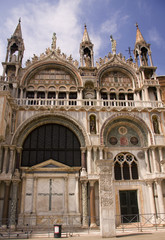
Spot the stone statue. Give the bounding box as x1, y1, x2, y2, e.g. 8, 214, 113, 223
84, 53, 91, 67
110, 35, 116, 55
51, 32, 57, 50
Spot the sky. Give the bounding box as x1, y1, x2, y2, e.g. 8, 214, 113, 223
0, 0, 165, 75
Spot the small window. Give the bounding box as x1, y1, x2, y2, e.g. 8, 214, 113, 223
48, 92, 56, 99
58, 92, 66, 99
101, 92, 108, 100
37, 92, 45, 98
114, 153, 138, 180
26, 91, 34, 98
69, 92, 77, 99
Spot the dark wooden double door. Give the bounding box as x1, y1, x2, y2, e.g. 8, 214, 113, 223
119, 190, 139, 223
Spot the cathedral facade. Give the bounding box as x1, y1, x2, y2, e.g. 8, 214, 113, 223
0, 21, 165, 237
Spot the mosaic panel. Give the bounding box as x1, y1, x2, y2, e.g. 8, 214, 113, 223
101, 71, 132, 89
107, 125, 140, 147
29, 68, 76, 87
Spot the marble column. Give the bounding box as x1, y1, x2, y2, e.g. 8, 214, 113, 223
2, 181, 11, 227
146, 181, 155, 214
81, 147, 86, 169
148, 51, 153, 66
104, 147, 109, 160
10, 180, 20, 229
82, 181, 88, 227
158, 147, 163, 172
99, 146, 104, 160
157, 87, 161, 102
151, 148, 158, 173
87, 146, 92, 174
66, 91, 69, 106
93, 146, 97, 173
8, 146, 16, 174
2, 146, 8, 174
149, 149, 154, 173
144, 148, 150, 173
81, 147, 87, 177
144, 87, 149, 101
89, 181, 97, 227
0, 146, 3, 173
16, 147, 22, 169
96, 91, 100, 106
155, 180, 165, 214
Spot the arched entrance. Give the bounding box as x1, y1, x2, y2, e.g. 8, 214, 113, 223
21, 123, 81, 167
13, 114, 88, 228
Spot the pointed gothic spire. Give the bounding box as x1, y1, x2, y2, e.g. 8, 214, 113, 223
12, 18, 23, 39
135, 23, 146, 45
82, 24, 91, 43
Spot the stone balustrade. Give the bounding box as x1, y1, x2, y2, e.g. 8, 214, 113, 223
12, 98, 164, 110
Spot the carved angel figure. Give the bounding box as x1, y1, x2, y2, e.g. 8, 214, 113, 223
51, 32, 57, 50
110, 35, 116, 54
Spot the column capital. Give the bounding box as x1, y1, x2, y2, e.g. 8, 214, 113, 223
158, 146, 162, 150
89, 180, 96, 187
145, 180, 153, 186
81, 179, 88, 185
99, 146, 104, 150
10, 145, 16, 151
86, 146, 92, 151
4, 180, 11, 186
154, 178, 162, 185
3, 145, 9, 150
93, 146, 98, 152
16, 147, 22, 153
80, 147, 86, 153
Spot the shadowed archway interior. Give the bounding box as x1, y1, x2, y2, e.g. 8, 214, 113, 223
21, 123, 81, 167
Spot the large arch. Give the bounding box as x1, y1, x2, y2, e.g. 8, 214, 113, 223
20, 60, 83, 87
100, 113, 154, 146
97, 58, 138, 89
11, 112, 89, 148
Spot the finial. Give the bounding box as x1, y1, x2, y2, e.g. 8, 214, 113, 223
136, 22, 138, 28
19, 17, 21, 23
84, 23, 87, 29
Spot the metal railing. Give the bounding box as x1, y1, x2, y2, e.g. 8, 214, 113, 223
116, 213, 165, 232
0, 214, 165, 238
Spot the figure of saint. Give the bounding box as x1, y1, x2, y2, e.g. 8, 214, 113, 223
84, 53, 91, 67
110, 35, 116, 55
51, 32, 57, 50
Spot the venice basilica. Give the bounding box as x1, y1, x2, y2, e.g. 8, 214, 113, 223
0, 20, 165, 237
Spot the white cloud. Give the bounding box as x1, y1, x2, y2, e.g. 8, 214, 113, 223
148, 28, 165, 49
0, 0, 83, 74
0, 0, 130, 75
100, 11, 129, 37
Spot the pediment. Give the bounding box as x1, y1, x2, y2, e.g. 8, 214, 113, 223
22, 159, 80, 173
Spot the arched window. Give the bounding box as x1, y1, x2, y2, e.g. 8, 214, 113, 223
21, 124, 81, 167
89, 115, 96, 134
114, 153, 138, 180
152, 115, 160, 134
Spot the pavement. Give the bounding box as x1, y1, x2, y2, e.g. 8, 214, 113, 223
2, 230, 165, 240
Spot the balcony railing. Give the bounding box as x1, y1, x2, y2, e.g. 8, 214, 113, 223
11, 98, 164, 109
